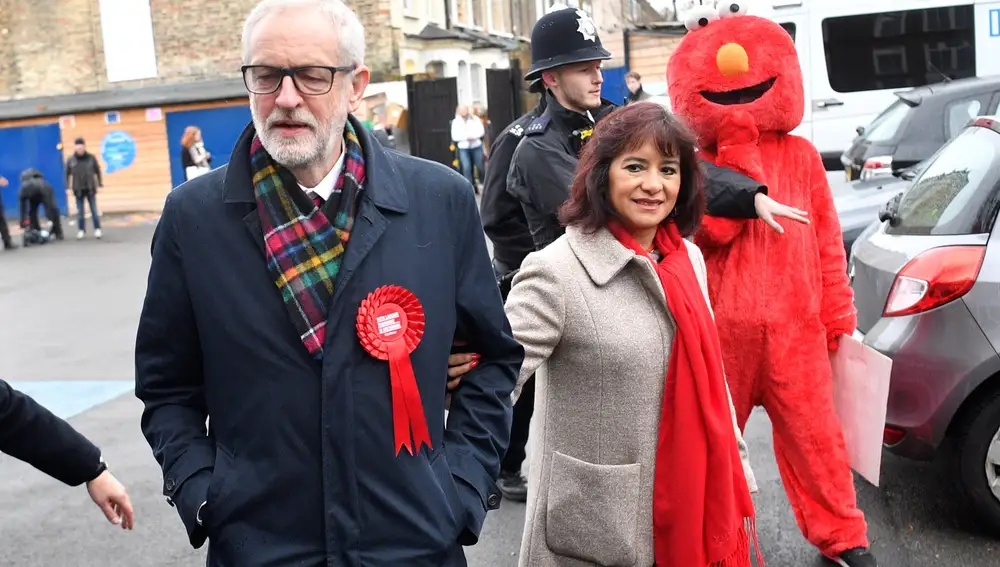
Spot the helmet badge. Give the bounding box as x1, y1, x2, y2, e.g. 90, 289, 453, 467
575, 9, 597, 42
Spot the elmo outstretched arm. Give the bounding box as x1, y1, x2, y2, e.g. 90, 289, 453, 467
804, 140, 857, 351
697, 110, 767, 248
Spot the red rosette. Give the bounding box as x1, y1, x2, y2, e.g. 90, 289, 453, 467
357, 285, 431, 456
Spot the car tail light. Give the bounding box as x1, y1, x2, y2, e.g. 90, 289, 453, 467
883, 426, 905, 446
860, 155, 893, 180
883, 245, 986, 317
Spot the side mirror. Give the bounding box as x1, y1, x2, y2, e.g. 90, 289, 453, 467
856, 126, 865, 136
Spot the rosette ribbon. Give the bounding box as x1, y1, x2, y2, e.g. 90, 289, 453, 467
357, 285, 432, 456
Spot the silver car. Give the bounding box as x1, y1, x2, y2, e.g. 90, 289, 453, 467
849, 116, 1000, 534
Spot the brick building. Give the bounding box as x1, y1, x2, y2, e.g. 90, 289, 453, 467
0, 0, 403, 100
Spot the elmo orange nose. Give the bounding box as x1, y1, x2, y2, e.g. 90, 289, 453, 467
716, 43, 749, 76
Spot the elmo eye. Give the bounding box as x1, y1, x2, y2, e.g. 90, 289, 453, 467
718, 2, 748, 18
683, 6, 719, 31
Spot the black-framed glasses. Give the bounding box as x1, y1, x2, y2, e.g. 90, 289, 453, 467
241, 65, 356, 95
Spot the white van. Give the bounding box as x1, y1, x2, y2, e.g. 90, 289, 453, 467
772, 0, 1000, 169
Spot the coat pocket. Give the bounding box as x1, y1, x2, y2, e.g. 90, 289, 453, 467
204, 445, 236, 531
545, 451, 641, 566
429, 450, 464, 539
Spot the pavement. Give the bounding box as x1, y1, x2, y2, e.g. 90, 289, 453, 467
1, 223, 998, 566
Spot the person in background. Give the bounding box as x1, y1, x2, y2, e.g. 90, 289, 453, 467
370, 112, 395, 149
625, 70, 652, 104
0, 378, 135, 530
65, 137, 103, 240
450, 104, 486, 191
472, 103, 490, 151
19, 168, 64, 241
181, 126, 213, 181
0, 175, 16, 250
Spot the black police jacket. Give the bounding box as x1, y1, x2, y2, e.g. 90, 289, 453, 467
505, 94, 613, 251
505, 95, 765, 253
480, 100, 546, 272
0, 379, 104, 487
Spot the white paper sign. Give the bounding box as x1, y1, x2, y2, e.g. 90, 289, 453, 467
98, 0, 159, 83
831, 334, 893, 487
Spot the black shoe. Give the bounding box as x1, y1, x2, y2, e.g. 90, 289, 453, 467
2, 242, 17, 250
831, 547, 878, 567
497, 470, 527, 502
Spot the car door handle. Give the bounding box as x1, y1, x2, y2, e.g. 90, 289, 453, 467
814, 99, 844, 109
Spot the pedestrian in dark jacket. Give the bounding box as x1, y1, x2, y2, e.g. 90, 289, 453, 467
19, 168, 64, 240
134, 1, 521, 565
65, 137, 103, 239
0, 379, 135, 529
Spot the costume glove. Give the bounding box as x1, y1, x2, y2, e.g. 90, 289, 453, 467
825, 311, 857, 353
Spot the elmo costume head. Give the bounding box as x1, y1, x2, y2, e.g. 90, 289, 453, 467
667, 1, 803, 147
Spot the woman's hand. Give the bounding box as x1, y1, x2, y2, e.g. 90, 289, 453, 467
754, 192, 810, 234
447, 340, 480, 391
447, 353, 480, 390
86, 470, 135, 530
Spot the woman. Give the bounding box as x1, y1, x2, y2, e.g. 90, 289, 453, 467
504, 102, 761, 567
180, 126, 212, 181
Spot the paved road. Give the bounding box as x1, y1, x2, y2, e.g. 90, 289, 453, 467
1, 224, 997, 566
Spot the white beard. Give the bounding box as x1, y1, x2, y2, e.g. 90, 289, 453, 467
251, 99, 349, 169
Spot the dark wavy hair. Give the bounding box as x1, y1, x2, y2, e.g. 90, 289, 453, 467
558, 101, 705, 237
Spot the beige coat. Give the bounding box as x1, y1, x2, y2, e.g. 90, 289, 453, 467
505, 225, 757, 567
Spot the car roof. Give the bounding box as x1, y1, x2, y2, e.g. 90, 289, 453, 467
898, 75, 1000, 105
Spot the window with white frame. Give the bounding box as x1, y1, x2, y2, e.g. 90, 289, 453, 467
458, 61, 470, 103
471, 63, 483, 101
489, 0, 511, 33
471, 0, 485, 28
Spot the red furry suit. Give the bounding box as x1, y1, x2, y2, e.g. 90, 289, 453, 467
667, 5, 868, 560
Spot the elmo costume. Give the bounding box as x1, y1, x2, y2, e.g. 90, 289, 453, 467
667, 2, 873, 563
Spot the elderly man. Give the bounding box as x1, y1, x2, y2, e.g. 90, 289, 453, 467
134, 0, 521, 565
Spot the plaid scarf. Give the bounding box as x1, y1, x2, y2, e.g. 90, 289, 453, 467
251, 121, 366, 358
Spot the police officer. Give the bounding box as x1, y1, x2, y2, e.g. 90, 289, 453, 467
506, 6, 617, 251
481, 78, 546, 297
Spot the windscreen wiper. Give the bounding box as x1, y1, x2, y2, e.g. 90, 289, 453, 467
879, 193, 903, 225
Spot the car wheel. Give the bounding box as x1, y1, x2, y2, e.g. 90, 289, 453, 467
952, 388, 1000, 536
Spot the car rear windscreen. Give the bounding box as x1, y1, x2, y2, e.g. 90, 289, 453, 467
886, 126, 1000, 236
858, 99, 913, 143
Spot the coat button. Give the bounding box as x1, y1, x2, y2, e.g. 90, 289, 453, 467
165, 478, 175, 491
487, 493, 501, 509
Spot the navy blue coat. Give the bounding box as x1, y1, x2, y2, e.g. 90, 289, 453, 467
135, 117, 523, 567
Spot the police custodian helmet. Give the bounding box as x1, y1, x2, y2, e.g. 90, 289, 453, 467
524, 7, 612, 81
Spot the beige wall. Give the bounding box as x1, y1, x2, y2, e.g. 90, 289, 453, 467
627, 34, 683, 86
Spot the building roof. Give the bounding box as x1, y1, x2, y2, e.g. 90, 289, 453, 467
0, 77, 248, 121
405, 23, 521, 51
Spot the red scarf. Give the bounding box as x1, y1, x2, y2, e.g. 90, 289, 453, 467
608, 222, 762, 567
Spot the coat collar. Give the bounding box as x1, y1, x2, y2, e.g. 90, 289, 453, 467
565, 224, 636, 286
222, 114, 408, 214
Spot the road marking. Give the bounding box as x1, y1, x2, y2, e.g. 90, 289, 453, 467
6, 381, 134, 420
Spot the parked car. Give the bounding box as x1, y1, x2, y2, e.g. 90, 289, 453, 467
841, 75, 1000, 182
848, 116, 1000, 534
836, 165, 920, 258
